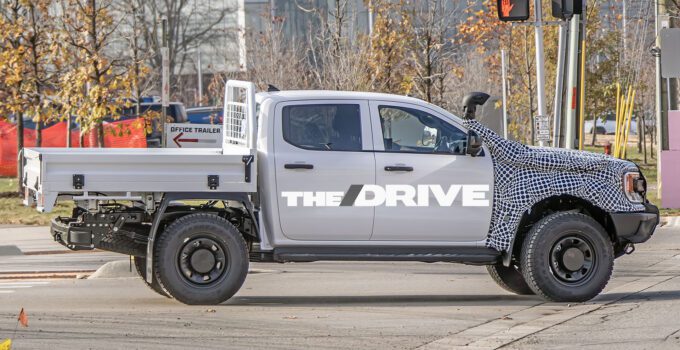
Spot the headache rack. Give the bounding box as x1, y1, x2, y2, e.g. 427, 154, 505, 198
223, 80, 257, 151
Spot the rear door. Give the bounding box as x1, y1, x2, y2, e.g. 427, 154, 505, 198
273, 100, 375, 241
368, 100, 494, 242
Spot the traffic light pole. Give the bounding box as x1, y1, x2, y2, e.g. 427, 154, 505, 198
564, 14, 580, 149
552, 22, 568, 147
534, 0, 547, 147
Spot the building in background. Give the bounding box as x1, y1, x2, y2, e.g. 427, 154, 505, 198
245, 0, 370, 41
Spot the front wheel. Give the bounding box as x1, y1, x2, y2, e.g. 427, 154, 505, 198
521, 212, 614, 302
154, 213, 249, 305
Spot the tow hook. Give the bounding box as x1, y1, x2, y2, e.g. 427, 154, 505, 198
624, 243, 636, 255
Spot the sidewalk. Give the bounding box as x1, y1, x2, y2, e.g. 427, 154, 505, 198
0, 225, 66, 253
0, 225, 121, 276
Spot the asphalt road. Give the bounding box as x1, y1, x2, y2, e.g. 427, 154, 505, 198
0, 222, 679, 349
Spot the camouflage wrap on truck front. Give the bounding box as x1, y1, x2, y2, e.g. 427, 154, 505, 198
462, 119, 646, 252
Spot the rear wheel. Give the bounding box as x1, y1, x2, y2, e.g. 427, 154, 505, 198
486, 264, 534, 295
153, 213, 249, 305
521, 212, 614, 302
133, 255, 169, 298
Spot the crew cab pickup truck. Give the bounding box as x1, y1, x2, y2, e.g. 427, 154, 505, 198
22, 81, 659, 304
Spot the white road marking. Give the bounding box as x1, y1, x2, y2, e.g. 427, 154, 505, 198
665, 216, 680, 228
418, 257, 680, 349
0, 281, 50, 294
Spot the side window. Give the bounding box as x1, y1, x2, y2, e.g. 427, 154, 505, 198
379, 105, 467, 154
282, 104, 362, 151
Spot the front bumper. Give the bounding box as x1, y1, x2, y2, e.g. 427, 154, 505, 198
610, 203, 660, 244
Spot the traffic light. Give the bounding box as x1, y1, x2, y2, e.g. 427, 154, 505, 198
497, 0, 530, 22
551, 0, 583, 19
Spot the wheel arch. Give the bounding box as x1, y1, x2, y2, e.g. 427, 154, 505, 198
144, 192, 258, 284
502, 194, 619, 267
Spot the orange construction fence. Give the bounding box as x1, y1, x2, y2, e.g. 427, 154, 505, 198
0, 118, 147, 177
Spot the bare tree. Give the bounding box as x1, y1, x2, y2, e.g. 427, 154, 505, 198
303, 0, 372, 91
134, 0, 237, 97
113, 0, 156, 115
409, 0, 465, 107
245, 16, 311, 90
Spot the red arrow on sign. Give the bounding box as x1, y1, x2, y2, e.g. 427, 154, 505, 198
172, 132, 199, 147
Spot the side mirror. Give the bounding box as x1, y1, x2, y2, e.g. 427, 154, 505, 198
462, 92, 491, 120
466, 130, 483, 157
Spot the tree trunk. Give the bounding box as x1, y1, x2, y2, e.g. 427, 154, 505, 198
590, 116, 597, 146
35, 119, 42, 147
637, 114, 642, 153
650, 122, 655, 159
16, 112, 24, 193
641, 114, 647, 165
97, 122, 105, 148
66, 115, 72, 148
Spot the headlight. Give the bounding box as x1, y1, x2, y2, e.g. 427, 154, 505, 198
623, 171, 645, 203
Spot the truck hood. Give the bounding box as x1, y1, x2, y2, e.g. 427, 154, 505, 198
525, 146, 640, 175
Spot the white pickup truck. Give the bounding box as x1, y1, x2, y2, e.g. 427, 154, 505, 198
22, 81, 659, 304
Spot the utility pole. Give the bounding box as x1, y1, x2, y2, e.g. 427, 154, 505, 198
553, 22, 568, 147
501, 49, 509, 139
197, 50, 203, 106
161, 16, 169, 148
368, 0, 373, 35
623, 0, 627, 64
534, 0, 548, 147
654, 0, 663, 199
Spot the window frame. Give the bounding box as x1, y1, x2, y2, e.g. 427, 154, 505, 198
372, 102, 468, 155
278, 101, 372, 153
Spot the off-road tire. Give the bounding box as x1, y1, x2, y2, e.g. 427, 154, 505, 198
521, 212, 614, 302
486, 264, 535, 295
154, 213, 249, 305
133, 255, 169, 298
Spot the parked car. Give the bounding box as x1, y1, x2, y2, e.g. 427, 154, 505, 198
584, 114, 637, 135
120, 102, 188, 147
186, 106, 223, 124
22, 82, 658, 305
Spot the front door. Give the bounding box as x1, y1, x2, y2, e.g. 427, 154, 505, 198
274, 101, 375, 241
368, 101, 494, 242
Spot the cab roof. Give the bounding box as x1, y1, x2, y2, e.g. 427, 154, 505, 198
256, 90, 461, 122
258, 90, 427, 104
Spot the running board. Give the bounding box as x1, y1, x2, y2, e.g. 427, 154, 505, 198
272, 246, 501, 265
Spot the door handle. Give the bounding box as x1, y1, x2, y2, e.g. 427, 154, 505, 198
384, 165, 413, 172
285, 163, 314, 170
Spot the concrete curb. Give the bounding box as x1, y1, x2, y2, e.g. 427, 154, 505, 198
661, 216, 680, 228
88, 260, 137, 279
0, 245, 22, 256
89, 259, 278, 279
